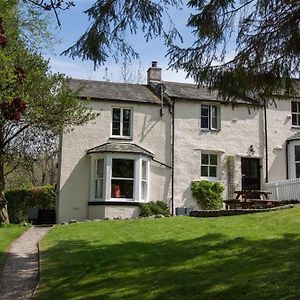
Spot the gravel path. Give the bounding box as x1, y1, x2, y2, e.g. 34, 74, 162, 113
0, 226, 51, 300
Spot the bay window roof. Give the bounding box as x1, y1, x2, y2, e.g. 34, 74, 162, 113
86, 142, 154, 157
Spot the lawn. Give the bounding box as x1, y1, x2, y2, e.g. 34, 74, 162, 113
36, 207, 300, 300
0, 224, 28, 279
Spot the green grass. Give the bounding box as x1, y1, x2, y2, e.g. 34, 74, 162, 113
0, 224, 28, 278
36, 207, 300, 300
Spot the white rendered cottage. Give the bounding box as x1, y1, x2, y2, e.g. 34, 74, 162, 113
57, 62, 300, 222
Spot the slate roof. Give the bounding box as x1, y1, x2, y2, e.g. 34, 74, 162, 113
68, 78, 161, 104
287, 132, 300, 141
86, 142, 154, 157
163, 81, 220, 101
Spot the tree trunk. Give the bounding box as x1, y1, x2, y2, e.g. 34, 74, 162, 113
0, 151, 9, 224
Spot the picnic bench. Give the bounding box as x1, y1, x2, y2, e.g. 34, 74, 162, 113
223, 190, 282, 210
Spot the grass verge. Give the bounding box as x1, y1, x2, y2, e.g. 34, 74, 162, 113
36, 206, 300, 299
0, 224, 28, 281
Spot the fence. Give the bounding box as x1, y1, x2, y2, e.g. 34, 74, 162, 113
266, 178, 300, 200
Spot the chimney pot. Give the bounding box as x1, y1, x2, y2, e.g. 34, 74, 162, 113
152, 61, 158, 67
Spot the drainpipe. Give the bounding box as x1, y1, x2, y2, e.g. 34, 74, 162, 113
264, 99, 269, 183
286, 140, 290, 180
171, 100, 175, 216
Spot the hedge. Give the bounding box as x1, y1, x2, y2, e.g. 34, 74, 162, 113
6, 185, 55, 223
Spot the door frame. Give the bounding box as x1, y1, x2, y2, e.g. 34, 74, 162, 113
241, 157, 261, 190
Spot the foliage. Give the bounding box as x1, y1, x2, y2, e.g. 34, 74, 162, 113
36, 207, 300, 299
139, 201, 170, 217
38, 0, 300, 104
6, 185, 55, 223
62, 0, 182, 68
191, 180, 224, 210
0, 0, 96, 223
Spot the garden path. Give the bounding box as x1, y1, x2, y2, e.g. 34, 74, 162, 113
0, 226, 50, 300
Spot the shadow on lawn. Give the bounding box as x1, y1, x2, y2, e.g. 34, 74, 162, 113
36, 233, 300, 300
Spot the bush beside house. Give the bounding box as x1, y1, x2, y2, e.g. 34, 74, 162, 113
6, 185, 55, 223
191, 180, 224, 210
139, 201, 170, 217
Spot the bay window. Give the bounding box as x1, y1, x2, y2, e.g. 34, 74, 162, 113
91, 154, 149, 202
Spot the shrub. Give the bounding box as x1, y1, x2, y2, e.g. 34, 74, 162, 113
191, 180, 224, 210
139, 201, 170, 217
6, 185, 55, 223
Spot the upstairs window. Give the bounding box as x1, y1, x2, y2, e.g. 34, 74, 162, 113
201, 104, 219, 130
201, 153, 218, 179
112, 108, 132, 137
291, 101, 300, 127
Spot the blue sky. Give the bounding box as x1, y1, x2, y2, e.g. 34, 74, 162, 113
44, 0, 195, 83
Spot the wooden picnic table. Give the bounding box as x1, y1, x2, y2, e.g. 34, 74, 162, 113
223, 190, 282, 210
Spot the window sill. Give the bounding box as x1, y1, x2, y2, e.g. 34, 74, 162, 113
200, 129, 220, 133
88, 200, 141, 206
291, 126, 300, 129
109, 136, 132, 140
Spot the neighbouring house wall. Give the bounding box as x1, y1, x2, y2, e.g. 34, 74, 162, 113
172, 99, 295, 210
266, 99, 297, 182
58, 100, 171, 223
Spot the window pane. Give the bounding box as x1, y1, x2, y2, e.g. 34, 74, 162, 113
209, 166, 217, 177
96, 159, 104, 178
142, 181, 147, 201
296, 163, 300, 178
201, 105, 209, 116
142, 160, 147, 180
201, 105, 209, 129
211, 116, 218, 129
111, 179, 133, 198
201, 166, 208, 177
123, 121, 131, 136
295, 146, 300, 162
292, 114, 297, 125
210, 154, 217, 166
122, 109, 131, 136
95, 179, 103, 198
292, 101, 297, 112
297, 115, 300, 126
201, 154, 209, 165
201, 117, 209, 129
123, 109, 131, 121
112, 108, 121, 135
211, 106, 217, 117
112, 159, 134, 178
298, 102, 300, 112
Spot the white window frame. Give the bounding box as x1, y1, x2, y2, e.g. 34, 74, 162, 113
291, 101, 300, 128
90, 153, 149, 202
94, 158, 105, 200
200, 152, 220, 181
200, 104, 220, 131
111, 107, 132, 138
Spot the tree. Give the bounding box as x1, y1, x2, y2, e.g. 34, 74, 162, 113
40, 0, 299, 103
0, 1, 95, 223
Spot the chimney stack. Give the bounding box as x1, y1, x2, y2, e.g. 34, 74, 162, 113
147, 61, 162, 85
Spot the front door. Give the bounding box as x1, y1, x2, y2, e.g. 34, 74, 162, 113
241, 158, 261, 190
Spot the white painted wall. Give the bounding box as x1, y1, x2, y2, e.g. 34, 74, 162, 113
58, 95, 297, 222
58, 100, 171, 223
173, 99, 296, 210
